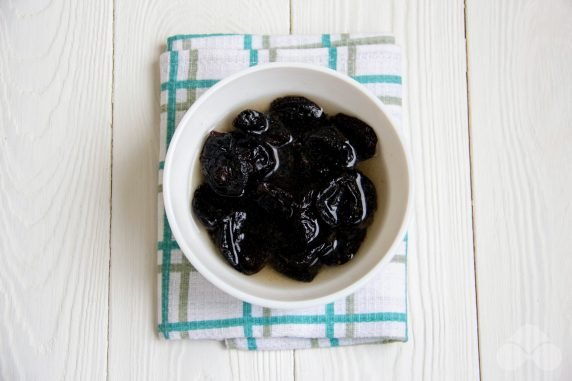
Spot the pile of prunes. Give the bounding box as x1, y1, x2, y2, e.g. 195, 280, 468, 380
192, 96, 378, 282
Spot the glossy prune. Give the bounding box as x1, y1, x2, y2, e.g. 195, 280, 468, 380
331, 113, 378, 160
315, 171, 377, 227
212, 209, 269, 275
193, 96, 379, 281
262, 144, 299, 193
260, 217, 301, 257
233, 109, 269, 135
271, 252, 322, 282
270, 96, 326, 131
295, 208, 321, 245
301, 126, 357, 177
321, 228, 366, 266
200, 132, 249, 197
262, 117, 293, 147
255, 182, 295, 218
192, 184, 233, 229
272, 234, 338, 282
234, 135, 276, 179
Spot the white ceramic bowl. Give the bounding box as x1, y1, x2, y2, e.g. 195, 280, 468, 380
163, 63, 412, 309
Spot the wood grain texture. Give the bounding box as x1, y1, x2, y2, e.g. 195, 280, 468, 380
466, 0, 572, 379
0, 0, 112, 380
291, 1, 480, 379
109, 1, 292, 380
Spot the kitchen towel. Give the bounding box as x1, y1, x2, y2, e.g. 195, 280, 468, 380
158, 33, 408, 350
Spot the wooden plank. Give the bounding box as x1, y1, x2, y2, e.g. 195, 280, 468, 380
110, 1, 293, 380
466, 0, 572, 379
0, 1, 112, 380
291, 1, 480, 379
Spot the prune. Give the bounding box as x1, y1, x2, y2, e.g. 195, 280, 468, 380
262, 117, 293, 147
192, 184, 233, 229
355, 173, 377, 228
295, 208, 321, 245
233, 109, 269, 135
271, 234, 339, 282
212, 210, 269, 275
308, 237, 338, 260
262, 145, 299, 193
315, 171, 377, 227
270, 96, 326, 131
255, 182, 295, 218
298, 189, 315, 209
278, 245, 320, 268
234, 135, 276, 179
289, 192, 322, 245
301, 126, 357, 177
272, 252, 322, 282
260, 217, 301, 257
331, 113, 378, 160
321, 228, 366, 266
200, 132, 249, 197
193, 96, 380, 281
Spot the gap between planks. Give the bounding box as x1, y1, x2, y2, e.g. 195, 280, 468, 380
107, 0, 117, 380
463, 0, 482, 379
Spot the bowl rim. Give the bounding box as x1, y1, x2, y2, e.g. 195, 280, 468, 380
163, 62, 413, 309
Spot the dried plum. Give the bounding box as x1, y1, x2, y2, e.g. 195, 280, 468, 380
278, 246, 321, 268
255, 182, 295, 218
321, 228, 366, 266
192, 184, 233, 229
290, 192, 322, 245
193, 96, 380, 281
271, 234, 338, 282
315, 171, 377, 227
262, 117, 293, 147
260, 217, 300, 257
234, 136, 276, 179
301, 126, 357, 176
233, 109, 269, 135
212, 209, 269, 275
295, 208, 321, 245
262, 144, 299, 193
200, 132, 249, 197
331, 113, 378, 160
270, 96, 326, 131
271, 252, 322, 282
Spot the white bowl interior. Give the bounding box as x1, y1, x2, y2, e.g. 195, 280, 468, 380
164, 64, 411, 309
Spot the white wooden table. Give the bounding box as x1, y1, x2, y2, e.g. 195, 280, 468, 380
1, 0, 571, 380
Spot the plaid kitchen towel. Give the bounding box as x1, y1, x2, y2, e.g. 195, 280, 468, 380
157, 34, 408, 350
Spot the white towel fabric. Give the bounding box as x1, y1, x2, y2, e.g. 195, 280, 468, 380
157, 33, 408, 350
